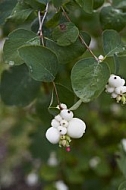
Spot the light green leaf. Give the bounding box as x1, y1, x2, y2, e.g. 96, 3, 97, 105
46, 32, 91, 64
19, 45, 59, 82
0, 64, 41, 106
3, 29, 39, 65
71, 57, 110, 102
102, 29, 124, 57
75, 0, 93, 13
52, 22, 79, 46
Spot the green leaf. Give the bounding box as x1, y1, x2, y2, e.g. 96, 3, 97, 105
113, 54, 120, 74
93, 0, 104, 10
46, 32, 91, 64
52, 0, 70, 7
46, 11, 62, 28
8, 1, 33, 23
19, 45, 59, 82
102, 29, 124, 57
0, 0, 17, 25
0, 64, 41, 106
37, 0, 50, 4
52, 0, 63, 7
3, 29, 38, 65
116, 146, 126, 178
100, 6, 126, 32
52, 22, 79, 46
75, 0, 93, 13
25, 0, 45, 10
71, 58, 110, 102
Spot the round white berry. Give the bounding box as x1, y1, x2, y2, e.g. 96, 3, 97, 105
108, 74, 125, 87
105, 85, 115, 93
58, 126, 67, 135
60, 109, 73, 121
57, 103, 67, 110
51, 119, 60, 128
111, 92, 118, 98
55, 114, 62, 122
115, 86, 126, 94
46, 127, 60, 144
67, 118, 86, 138
60, 119, 68, 127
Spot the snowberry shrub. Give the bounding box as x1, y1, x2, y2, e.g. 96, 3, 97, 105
0, 0, 126, 151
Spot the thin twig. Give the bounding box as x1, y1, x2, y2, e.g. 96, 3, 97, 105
37, 3, 49, 46
61, 6, 98, 62
52, 82, 62, 110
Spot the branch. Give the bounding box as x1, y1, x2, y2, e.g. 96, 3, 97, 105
61, 6, 98, 62
37, 3, 49, 46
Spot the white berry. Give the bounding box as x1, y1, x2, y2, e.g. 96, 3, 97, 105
57, 103, 67, 110
67, 118, 86, 138
46, 127, 60, 144
111, 92, 118, 98
60, 109, 73, 121
108, 74, 125, 87
115, 86, 126, 94
58, 126, 67, 135
55, 114, 62, 122
51, 119, 60, 128
60, 119, 68, 127
105, 85, 115, 93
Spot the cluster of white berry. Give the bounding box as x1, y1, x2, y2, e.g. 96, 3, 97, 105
45, 103, 86, 151
105, 74, 126, 104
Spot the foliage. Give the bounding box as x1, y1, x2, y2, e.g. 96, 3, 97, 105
0, 0, 126, 189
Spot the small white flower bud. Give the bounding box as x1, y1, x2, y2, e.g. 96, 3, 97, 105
98, 55, 104, 62
60, 109, 73, 121
51, 119, 60, 128
67, 118, 86, 138
58, 126, 67, 135
46, 127, 60, 144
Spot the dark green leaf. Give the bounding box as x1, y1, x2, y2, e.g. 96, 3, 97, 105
37, 0, 50, 4
0, 0, 17, 25
8, 1, 33, 23
102, 29, 124, 56
19, 45, 59, 82
52, 22, 79, 46
46, 11, 62, 28
71, 57, 110, 102
75, 0, 93, 13
100, 6, 126, 32
25, 0, 45, 10
113, 54, 120, 74
46, 32, 91, 64
93, 0, 104, 10
0, 64, 41, 106
3, 29, 39, 65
